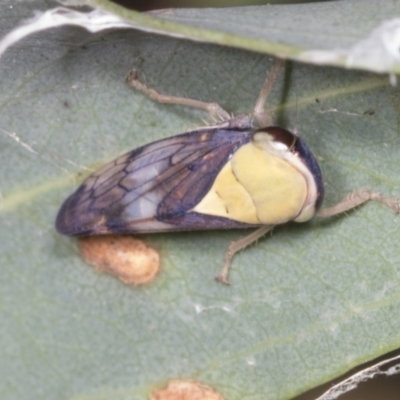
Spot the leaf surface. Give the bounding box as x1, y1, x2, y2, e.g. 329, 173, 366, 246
91, 0, 400, 73
1, 2, 400, 400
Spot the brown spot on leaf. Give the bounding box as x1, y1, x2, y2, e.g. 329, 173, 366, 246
363, 108, 375, 116
78, 235, 159, 285
150, 380, 224, 400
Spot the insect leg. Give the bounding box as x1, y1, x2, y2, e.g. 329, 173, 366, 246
126, 69, 231, 122
317, 190, 400, 218
216, 225, 274, 285
253, 58, 285, 127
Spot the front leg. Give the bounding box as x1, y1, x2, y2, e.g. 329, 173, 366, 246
317, 190, 400, 218
216, 225, 274, 285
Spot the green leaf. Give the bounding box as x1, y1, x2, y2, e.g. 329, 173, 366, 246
2, 2, 400, 400
89, 0, 400, 73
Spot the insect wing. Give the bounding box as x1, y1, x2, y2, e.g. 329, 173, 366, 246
56, 128, 253, 236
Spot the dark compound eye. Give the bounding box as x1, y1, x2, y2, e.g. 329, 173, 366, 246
257, 126, 297, 150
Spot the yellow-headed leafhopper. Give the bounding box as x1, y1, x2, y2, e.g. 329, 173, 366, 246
56, 59, 400, 284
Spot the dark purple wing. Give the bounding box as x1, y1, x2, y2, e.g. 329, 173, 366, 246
56, 127, 255, 235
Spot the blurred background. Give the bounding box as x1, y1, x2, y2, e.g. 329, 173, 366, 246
111, 1, 400, 399
115, 0, 330, 10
